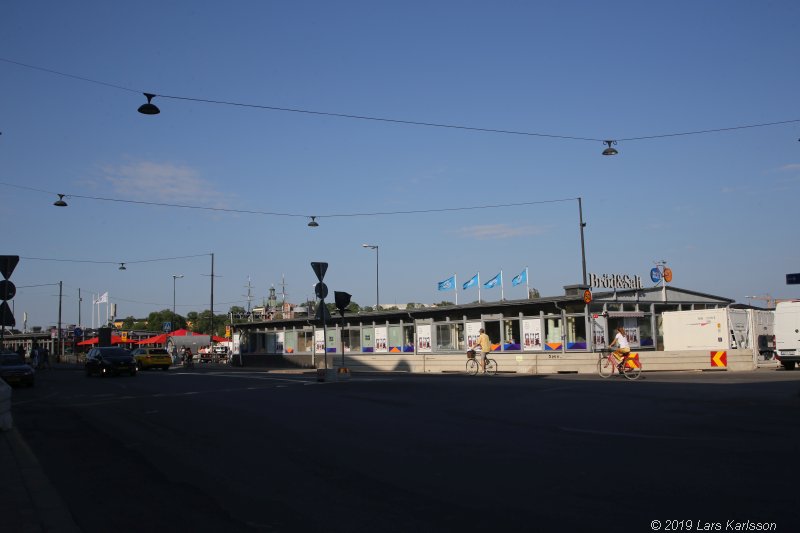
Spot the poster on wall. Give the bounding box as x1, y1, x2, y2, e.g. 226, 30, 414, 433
315, 330, 325, 355
277, 332, 285, 354
466, 322, 482, 349
521, 319, 542, 350
375, 326, 388, 353
623, 317, 640, 347
417, 324, 432, 353
592, 315, 607, 349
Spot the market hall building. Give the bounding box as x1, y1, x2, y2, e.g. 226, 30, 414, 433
231, 282, 740, 374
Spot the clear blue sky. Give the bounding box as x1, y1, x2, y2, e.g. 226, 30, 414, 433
2, 1, 799, 329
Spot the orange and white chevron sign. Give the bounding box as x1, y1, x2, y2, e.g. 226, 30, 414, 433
710, 351, 727, 367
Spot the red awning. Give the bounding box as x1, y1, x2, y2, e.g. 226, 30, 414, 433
77, 335, 134, 346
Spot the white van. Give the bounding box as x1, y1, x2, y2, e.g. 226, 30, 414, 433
775, 301, 800, 370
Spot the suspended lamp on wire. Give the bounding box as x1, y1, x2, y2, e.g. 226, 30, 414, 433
53, 194, 68, 207
118, 263, 127, 270
602, 140, 618, 156
138, 93, 160, 115
307, 216, 319, 227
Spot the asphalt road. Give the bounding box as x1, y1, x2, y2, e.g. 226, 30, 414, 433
6, 365, 800, 532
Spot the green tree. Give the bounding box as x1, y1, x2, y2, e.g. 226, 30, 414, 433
121, 316, 137, 329
145, 310, 187, 332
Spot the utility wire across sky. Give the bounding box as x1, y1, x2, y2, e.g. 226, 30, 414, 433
3, 57, 799, 146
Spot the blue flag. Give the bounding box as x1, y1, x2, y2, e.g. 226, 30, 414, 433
462, 274, 478, 290
512, 268, 527, 287
483, 272, 502, 289
437, 275, 456, 291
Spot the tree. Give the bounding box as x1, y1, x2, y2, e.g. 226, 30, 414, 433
146, 310, 187, 332
406, 303, 417, 309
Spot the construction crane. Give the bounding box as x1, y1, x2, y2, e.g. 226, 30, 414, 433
745, 294, 775, 309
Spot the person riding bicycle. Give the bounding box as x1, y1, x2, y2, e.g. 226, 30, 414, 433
609, 327, 631, 372
475, 328, 491, 372
184, 347, 194, 367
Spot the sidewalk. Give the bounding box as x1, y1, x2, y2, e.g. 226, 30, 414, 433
1, 423, 81, 532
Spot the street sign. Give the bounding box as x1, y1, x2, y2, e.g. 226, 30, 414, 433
787, 273, 800, 285
311, 262, 328, 282
650, 267, 662, 283
315, 282, 329, 299
335, 291, 352, 317
0, 280, 16, 300
0, 255, 19, 280
315, 301, 331, 322
163, 321, 172, 332
0, 301, 15, 327
74, 327, 83, 338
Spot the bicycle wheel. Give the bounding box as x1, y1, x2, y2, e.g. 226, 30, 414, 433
598, 356, 614, 378
623, 360, 642, 380
485, 359, 498, 375
466, 358, 478, 376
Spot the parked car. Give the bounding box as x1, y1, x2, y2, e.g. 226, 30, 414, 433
130, 347, 172, 371
85, 347, 137, 377
0, 350, 35, 387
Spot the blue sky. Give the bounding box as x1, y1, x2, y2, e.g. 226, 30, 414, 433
2, 1, 799, 329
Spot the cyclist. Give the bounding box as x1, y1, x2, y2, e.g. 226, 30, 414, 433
184, 347, 194, 368
609, 327, 631, 372
475, 328, 491, 372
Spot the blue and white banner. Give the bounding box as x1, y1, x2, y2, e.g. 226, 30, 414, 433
512, 268, 527, 287
483, 272, 502, 289
462, 274, 479, 290
438, 275, 456, 291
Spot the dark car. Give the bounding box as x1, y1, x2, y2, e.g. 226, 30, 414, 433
0, 351, 35, 387
85, 347, 137, 377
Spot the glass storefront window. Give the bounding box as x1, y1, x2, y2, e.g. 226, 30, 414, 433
502, 319, 521, 350
565, 315, 587, 350
402, 325, 415, 352
544, 316, 562, 351
361, 327, 374, 353
298, 330, 314, 353
284, 331, 298, 354
640, 319, 654, 347
343, 328, 361, 352
435, 323, 461, 351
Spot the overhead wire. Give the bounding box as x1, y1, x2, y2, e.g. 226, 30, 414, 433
3, 57, 798, 144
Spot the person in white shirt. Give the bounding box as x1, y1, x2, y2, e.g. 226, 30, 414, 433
609, 327, 631, 370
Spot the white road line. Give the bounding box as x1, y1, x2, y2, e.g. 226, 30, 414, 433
558, 426, 709, 441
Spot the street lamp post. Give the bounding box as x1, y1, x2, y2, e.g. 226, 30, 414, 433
172, 274, 184, 316
362, 244, 379, 310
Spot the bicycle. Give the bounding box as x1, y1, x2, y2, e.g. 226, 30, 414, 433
598, 349, 642, 380
466, 349, 497, 376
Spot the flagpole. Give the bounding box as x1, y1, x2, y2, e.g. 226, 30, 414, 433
526, 266, 530, 298
454, 274, 458, 305
500, 269, 504, 301
478, 272, 481, 303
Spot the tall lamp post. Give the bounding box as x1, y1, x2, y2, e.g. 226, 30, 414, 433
362, 244, 379, 310
172, 274, 184, 316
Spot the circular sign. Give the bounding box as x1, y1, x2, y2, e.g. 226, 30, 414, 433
314, 282, 328, 299
0, 279, 16, 300
650, 267, 662, 283
663, 267, 673, 283
583, 289, 593, 304
73, 327, 83, 338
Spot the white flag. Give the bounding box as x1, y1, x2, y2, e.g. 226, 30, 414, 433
97, 292, 108, 304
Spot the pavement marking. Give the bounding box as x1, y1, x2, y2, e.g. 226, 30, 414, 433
558, 426, 712, 441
